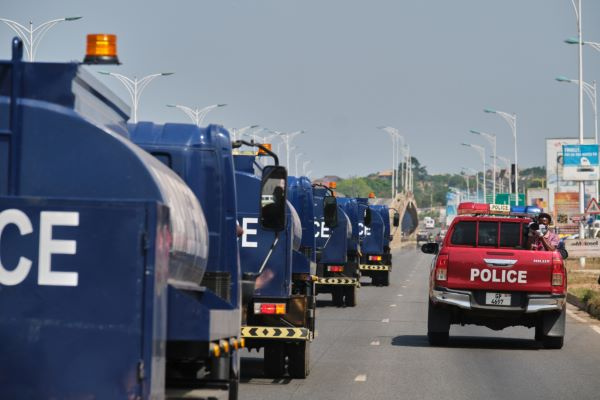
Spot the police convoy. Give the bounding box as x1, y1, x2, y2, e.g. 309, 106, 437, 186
0, 35, 401, 399
0, 31, 566, 399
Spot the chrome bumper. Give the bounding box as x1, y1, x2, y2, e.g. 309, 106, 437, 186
431, 288, 565, 313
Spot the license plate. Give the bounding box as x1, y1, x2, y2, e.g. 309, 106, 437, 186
485, 292, 511, 306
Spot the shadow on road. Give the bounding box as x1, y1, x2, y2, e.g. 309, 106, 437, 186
240, 357, 292, 384
391, 335, 543, 350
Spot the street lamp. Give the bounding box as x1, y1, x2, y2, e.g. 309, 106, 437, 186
378, 126, 399, 198
461, 167, 478, 201
462, 143, 486, 202
302, 160, 311, 176
98, 71, 174, 123
484, 108, 518, 204
295, 152, 304, 176
470, 129, 497, 202
0, 16, 82, 61
565, 37, 600, 52
275, 130, 304, 170
231, 125, 259, 141
166, 103, 227, 126
492, 155, 512, 194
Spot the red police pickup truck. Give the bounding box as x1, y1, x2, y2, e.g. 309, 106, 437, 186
421, 203, 567, 349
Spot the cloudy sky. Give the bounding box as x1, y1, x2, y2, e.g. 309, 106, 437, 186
2, 1, 600, 178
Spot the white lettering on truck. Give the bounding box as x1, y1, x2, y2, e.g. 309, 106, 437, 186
470, 268, 527, 284
314, 221, 330, 238
0, 209, 79, 287
241, 218, 258, 248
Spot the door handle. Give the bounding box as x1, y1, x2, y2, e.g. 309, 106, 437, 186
483, 258, 517, 267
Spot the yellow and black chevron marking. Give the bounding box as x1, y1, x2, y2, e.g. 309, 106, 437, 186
360, 265, 390, 271
316, 277, 360, 286
241, 326, 311, 341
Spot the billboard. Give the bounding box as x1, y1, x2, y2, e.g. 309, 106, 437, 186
526, 188, 549, 210
554, 192, 580, 235
546, 138, 596, 212
494, 193, 525, 206
562, 144, 600, 180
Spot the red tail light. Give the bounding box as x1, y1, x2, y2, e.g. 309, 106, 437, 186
368, 255, 382, 261
253, 302, 286, 315
327, 265, 344, 272
551, 256, 566, 294
435, 254, 449, 282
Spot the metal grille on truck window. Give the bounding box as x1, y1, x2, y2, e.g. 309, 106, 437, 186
478, 221, 498, 247
499, 222, 521, 248
450, 221, 476, 246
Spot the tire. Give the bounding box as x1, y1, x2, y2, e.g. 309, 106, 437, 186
344, 286, 357, 307
332, 287, 344, 307
228, 377, 239, 400
287, 341, 310, 379
264, 343, 286, 378
541, 335, 564, 349
381, 271, 390, 287
372, 274, 381, 286
427, 300, 450, 346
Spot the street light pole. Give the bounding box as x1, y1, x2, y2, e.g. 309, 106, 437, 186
231, 125, 259, 141
484, 108, 518, 204
302, 160, 311, 176
98, 71, 174, 123
462, 143, 486, 202
275, 131, 304, 171
378, 126, 402, 198
470, 129, 497, 202
0, 17, 82, 61
166, 103, 227, 126
493, 155, 512, 196
295, 152, 303, 176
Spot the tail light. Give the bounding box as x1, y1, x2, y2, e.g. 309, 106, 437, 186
435, 254, 449, 282
551, 257, 566, 294
253, 302, 286, 315
327, 265, 344, 272
369, 255, 382, 261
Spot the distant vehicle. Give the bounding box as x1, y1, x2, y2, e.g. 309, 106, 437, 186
416, 230, 430, 243
422, 202, 567, 349
424, 216, 435, 229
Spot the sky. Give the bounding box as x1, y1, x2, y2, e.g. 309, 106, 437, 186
2, 1, 600, 179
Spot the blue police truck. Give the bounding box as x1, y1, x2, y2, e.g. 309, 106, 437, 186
234, 149, 316, 378
312, 185, 358, 306
0, 38, 226, 399
359, 204, 398, 286
129, 122, 250, 399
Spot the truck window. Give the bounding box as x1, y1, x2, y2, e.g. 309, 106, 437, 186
499, 222, 521, 248
450, 221, 476, 246
478, 221, 498, 247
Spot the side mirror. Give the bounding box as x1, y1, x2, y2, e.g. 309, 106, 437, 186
421, 242, 439, 254
364, 207, 372, 227
323, 196, 338, 228
260, 165, 287, 231
393, 212, 400, 227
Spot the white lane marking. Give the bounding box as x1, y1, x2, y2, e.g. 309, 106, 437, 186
406, 280, 411, 282
567, 309, 587, 323
592, 326, 600, 335
370, 340, 380, 346
355, 374, 367, 382
397, 294, 403, 297
401, 285, 407, 288
382, 318, 390, 323
390, 304, 397, 307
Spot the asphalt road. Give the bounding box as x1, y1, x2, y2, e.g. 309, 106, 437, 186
239, 247, 600, 400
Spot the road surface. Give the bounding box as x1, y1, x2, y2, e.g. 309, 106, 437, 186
239, 247, 600, 400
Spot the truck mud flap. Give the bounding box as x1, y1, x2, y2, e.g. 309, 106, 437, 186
316, 277, 360, 287
359, 265, 390, 271
241, 326, 312, 341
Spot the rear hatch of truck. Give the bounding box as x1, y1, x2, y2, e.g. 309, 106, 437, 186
444, 217, 555, 293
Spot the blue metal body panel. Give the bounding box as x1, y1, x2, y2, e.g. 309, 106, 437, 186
337, 197, 360, 254
234, 155, 297, 299
129, 122, 241, 342
357, 198, 385, 255
372, 204, 391, 248
0, 40, 209, 399
287, 176, 316, 275
313, 188, 350, 264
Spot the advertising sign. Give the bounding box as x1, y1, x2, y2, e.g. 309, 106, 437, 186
554, 192, 580, 235
562, 144, 600, 180
494, 193, 525, 206
545, 138, 596, 212
564, 238, 600, 257
526, 188, 549, 211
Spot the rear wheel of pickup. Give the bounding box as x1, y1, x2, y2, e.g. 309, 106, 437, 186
535, 309, 565, 349
264, 343, 286, 378
287, 341, 310, 379
427, 300, 450, 346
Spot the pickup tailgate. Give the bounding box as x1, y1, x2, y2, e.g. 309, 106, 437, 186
446, 248, 554, 293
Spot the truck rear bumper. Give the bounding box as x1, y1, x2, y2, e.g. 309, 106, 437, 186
431, 287, 565, 313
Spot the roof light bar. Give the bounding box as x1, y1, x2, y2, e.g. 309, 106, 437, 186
457, 202, 541, 217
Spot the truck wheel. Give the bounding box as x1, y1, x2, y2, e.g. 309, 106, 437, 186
228, 377, 239, 400
427, 300, 450, 346
372, 274, 381, 286
264, 343, 286, 378
287, 341, 310, 378
541, 336, 564, 349
344, 286, 357, 307
332, 287, 344, 307
381, 271, 390, 287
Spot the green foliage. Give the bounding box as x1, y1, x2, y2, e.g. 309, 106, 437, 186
335, 156, 546, 207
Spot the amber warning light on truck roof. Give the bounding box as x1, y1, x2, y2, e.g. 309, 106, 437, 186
257, 143, 272, 155
328, 182, 337, 189
83, 34, 120, 65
